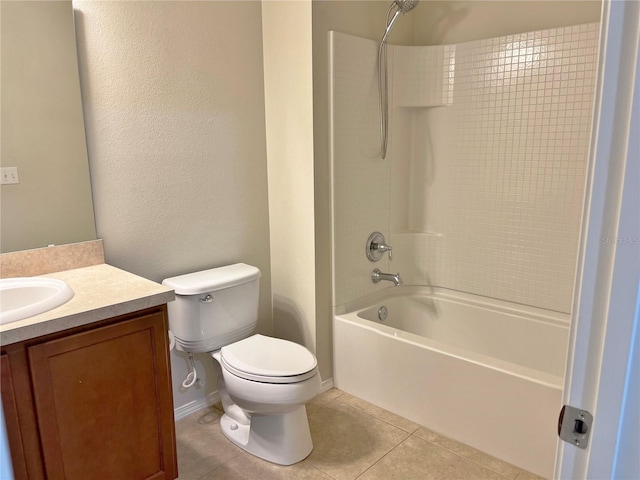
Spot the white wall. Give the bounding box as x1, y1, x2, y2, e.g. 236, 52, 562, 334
74, 1, 272, 412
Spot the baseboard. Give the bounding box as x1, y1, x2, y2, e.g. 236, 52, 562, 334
321, 377, 334, 393
173, 377, 335, 421
174, 390, 221, 421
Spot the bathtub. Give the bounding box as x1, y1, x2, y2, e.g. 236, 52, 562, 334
333, 287, 569, 479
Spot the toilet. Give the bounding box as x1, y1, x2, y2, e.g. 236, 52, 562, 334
162, 263, 321, 465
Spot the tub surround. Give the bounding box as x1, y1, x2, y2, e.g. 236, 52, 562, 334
330, 24, 599, 312
0, 240, 175, 346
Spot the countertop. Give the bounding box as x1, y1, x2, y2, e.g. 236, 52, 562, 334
0, 264, 175, 346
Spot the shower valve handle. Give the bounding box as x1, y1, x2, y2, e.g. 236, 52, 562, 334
374, 242, 393, 260
366, 232, 393, 261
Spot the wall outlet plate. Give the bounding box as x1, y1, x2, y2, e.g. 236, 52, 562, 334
1, 167, 20, 185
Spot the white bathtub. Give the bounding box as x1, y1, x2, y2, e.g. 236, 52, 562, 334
333, 287, 569, 479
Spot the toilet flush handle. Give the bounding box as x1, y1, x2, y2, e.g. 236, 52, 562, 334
200, 295, 213, 303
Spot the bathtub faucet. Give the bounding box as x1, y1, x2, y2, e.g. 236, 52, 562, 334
371, 268, 403, 286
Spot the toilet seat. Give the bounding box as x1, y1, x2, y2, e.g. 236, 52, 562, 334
220, 334, 318, 384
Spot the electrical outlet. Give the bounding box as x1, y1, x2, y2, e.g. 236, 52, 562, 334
1, 167, 20, 185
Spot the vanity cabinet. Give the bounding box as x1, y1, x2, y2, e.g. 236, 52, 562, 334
1, 306, 178, 480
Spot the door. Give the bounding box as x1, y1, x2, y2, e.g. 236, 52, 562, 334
557, 1, 640, 478
28, 310, 177, 480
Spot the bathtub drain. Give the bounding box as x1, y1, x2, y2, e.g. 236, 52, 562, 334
378, 306, 388, 321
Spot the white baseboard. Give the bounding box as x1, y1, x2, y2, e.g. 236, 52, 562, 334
320, 377, 334, 393
173, 377, 334, 421
174, 390, 221, 421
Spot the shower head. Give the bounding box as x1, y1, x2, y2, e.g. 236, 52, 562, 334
381, 0, 419, 45
395, 0, 419, 14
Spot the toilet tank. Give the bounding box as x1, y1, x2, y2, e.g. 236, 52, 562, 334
162, 263, 261, 353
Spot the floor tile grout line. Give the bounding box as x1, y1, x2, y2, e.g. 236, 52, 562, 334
330, 393, 513, 478
329, 389, 525, 479
333, 395, 421, 435
193, 448, 244, 480
324, 395, 522, 480
177, 410, 244, 480
307, 460, 343, 480
408, 430, 519, 480
320, 391, 414, 480
180, 389, 536, 480
379, 432, 517, 480
353, 432, 414, 480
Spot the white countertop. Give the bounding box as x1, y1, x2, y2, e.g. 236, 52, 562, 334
0, 264, 175, 346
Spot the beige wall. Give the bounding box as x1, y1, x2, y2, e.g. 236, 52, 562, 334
1, 1, 96, 253
74, 1, 272, 411
262, 2, 319, 370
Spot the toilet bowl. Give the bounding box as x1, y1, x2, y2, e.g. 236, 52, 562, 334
212, 334, 321, 464
162, 264, 321, 465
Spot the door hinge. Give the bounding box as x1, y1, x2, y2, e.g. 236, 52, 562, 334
558, 405, 593, 449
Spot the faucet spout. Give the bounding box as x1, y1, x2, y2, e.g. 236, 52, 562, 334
371, 268, 403, 286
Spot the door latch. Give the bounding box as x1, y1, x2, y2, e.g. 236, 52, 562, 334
558, 405, 593, 449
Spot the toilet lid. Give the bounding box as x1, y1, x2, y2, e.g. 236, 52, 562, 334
220, 334, 318, 384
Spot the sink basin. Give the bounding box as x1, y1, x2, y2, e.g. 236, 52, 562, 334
0, 277, 74, 325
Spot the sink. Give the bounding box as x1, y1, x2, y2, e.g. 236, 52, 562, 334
0, 277, 74, 325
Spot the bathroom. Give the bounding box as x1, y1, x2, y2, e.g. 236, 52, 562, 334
1, 0, 638, 479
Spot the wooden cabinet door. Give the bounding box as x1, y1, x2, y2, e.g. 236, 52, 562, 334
1, 354, 29, 480
28, 310, 177, 480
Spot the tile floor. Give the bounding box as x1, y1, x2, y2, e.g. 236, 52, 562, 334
175, 389, 546, 480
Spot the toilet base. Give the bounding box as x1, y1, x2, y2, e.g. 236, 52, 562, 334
219, 405, 313, 465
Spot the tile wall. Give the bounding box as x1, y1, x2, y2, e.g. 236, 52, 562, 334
331, 23, 600, 312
